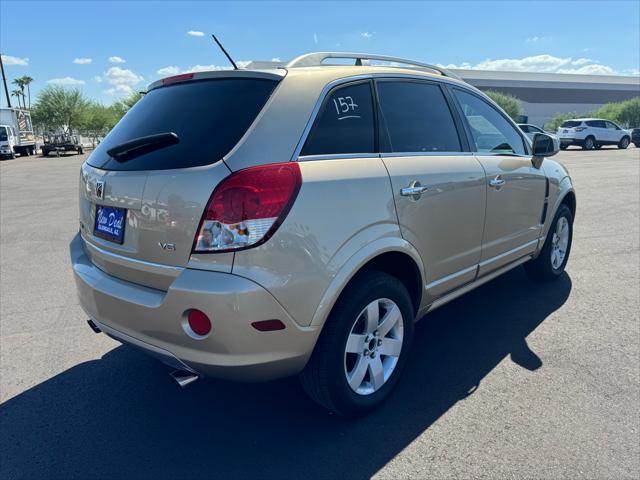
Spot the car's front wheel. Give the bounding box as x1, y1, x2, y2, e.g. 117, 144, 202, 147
525, 204, 573, 281
300, 271, 414, 416
618, 136, 630, 149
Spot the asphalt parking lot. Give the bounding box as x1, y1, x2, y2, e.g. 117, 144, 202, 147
1, 147, 639, 479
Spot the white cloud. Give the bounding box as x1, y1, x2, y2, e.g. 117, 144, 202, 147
360, 32, 374, 38
94, 75, 103, 83
73, 57, 92, 65
439, 54, 630, 75
313, 32, 318, 45
104, 66, 143, 85
46, 77, 86, 86
572, 58, 594, 66
271, 57, 281, 62
525, 36, 551, 43
1, 54, 29, 66
108, 56, 126, 64
156, 61, 253, 76
557, 64, 617, 75
105, 85, 135, 96
101, 66, 143, 96
187, 30, 205, 37
157, 66, 180, 75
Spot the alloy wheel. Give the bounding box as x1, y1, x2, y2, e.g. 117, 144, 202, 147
551, 216, 569, 270
344, 298, 404, 395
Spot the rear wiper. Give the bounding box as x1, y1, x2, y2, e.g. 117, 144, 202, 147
106, 132, 179, 162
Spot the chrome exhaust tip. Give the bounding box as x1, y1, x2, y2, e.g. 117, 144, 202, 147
169, 369, 200, 388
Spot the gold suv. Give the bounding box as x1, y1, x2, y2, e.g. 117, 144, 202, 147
70, 52, 575, 416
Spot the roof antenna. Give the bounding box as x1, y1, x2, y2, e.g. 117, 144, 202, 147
211, 34, 238, 70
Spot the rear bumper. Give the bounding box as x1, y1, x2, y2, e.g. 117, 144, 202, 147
559, 138, 583, 146
70, 233, 319, 381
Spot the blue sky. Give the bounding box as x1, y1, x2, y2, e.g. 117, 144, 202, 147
1, 0, 639, 106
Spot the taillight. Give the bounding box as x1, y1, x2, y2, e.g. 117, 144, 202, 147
574, 127, 586, 132
193, 163, 301, 252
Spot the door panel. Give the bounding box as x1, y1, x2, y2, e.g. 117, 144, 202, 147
383, 154, 486, 297
475, 154, 546, 275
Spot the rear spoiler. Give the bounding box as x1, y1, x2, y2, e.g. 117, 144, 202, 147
147, 69, 286, 92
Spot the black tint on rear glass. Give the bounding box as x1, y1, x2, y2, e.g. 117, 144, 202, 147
87, 78, 277, 171
301, 82, 375, 156
560, 121, 582, 128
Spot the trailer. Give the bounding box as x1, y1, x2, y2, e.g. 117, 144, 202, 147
0, 108, 36, 157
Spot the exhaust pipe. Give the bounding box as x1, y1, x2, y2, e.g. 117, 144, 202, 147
169, 369, 200, 388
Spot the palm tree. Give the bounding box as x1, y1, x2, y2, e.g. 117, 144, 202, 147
11, 89, 25, 109
12, 77, 28, 109
18, 76, 33, 109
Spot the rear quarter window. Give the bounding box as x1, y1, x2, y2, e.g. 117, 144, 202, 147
87, 78, 277, 171
301, 82, 375, 156
560, 121, 582, 128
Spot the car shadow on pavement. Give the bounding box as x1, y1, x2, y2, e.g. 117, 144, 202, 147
0, 267, 571, 480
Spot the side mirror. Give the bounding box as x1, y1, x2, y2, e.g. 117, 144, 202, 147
531, 132, 558, 168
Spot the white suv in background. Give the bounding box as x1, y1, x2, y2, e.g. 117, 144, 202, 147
557, 118, 631, 150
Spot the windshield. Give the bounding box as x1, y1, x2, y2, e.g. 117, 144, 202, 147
560, 121, 582, 128
0, 127, 7, 142
88, 78, 278, 171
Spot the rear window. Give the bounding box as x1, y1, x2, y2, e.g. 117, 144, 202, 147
88, 78, 277, 171
560, 121, 582, 128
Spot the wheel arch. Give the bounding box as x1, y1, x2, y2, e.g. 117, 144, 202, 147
310, 238, 425, 327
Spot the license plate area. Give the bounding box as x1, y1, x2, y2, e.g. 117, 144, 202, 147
94, 205, 126, 244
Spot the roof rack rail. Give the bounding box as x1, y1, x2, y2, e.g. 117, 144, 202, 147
285, 52, 461, 80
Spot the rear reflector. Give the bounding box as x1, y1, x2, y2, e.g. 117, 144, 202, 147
162, 73, 194, 85
251, 320, 286, 331
193, 162, 301, 252
187, 309, 211, 336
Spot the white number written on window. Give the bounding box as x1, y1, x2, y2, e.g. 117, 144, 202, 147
332, 96, 360, 120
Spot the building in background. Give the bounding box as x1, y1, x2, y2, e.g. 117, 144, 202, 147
452, 69, 640, 127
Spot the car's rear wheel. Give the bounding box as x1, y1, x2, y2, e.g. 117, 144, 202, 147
618, 136, 630, 149
300, 271, 414, 416
525, 204, 573, 281
582, 136, 595, 150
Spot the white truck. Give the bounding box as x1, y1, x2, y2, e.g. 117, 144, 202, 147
0, 108, 37, 158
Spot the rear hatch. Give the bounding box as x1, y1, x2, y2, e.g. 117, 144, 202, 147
558, 120, 583, 135
79, 72, 281, 289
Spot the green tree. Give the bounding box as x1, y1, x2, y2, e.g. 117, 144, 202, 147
484, 90, 523, 120
112, 91, 144, 118
81, 102, 120, 145
31, 85, 89, 134
617, 97, 640, 127
17, 75, 34, 109
10, 89, 25, 109
545, 112, 584, 132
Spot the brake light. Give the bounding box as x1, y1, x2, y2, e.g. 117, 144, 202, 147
574, 127, 586, 132
193, 163, 301, 252
162, 73, 194, 85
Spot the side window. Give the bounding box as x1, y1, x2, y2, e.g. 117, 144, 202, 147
519, 125, 530, 133
376, 81, 461, 153
586, 120, 597, 127
605, 121, 619, 130
301, 82, 375, 156
453, 89, 526, 155
595, 120, 607, 128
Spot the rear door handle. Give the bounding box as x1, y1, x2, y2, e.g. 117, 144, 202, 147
489, 175, 506, 189
400, 181, 428, 199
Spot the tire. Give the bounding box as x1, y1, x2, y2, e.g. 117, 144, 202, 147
582, 136, 595, 150
560, 144, 568, 150
634, 143, 639, 148
618, 136, 630, 149
525, 204, 573, 282
78, 147, 84, 154
300, 270, 415, 416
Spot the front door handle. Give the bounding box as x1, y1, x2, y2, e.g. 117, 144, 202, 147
489, 175, 506, 189
400, 181, 428, 199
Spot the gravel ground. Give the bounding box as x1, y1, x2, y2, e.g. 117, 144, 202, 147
1, 147, 639, 479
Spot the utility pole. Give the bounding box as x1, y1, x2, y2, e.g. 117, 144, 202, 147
0, 53, 12, 108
